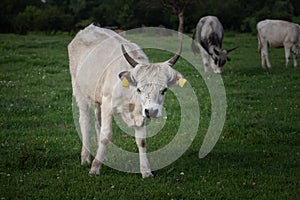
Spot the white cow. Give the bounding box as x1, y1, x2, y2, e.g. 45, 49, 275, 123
257, 19, 300, 68
68, 24, 185, 178
191, 16, 237, 74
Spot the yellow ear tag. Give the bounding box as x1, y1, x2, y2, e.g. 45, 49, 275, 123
122, 78, 129, 88
178, 78, 187, 88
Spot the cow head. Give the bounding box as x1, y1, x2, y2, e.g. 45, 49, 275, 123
211, 46, 238, 74
119, 44, 185, 119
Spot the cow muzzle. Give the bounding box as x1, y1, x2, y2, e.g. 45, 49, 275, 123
214, 68, 223, 74
143, 107, 161, 118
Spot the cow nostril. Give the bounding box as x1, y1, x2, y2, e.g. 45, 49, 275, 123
144, 108, 160, 118
145, 109, 150, 118
151, 109, 158, 117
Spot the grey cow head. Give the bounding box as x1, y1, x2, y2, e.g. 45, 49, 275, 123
119, 44, 185, 119
211, 46, 238, 74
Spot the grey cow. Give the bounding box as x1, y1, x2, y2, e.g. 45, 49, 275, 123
257, 19, 300, 68
192, 16, 237, 74
68, 24, 186, 178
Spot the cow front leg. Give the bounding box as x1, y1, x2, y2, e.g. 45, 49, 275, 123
78, 101, 91, 165
292, 53, 297, 68
200, 46, 210, 73
292, 45, 299, 68
89, 99, 113, 176
284, 45, 291, 67
204, 62, 209, 73
135, 125, 153, 178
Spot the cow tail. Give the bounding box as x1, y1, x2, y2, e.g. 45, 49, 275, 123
191, 29, 200, 54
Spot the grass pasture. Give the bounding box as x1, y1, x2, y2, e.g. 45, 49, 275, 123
0, 32, 299, 199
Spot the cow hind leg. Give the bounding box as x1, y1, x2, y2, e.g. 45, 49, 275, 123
89, 99, 113, 176
135, 126, 153, 178
94, 105, 101, 143
77, 100, 91, 165
260, 48, 266, 69
262, 44, 271, 68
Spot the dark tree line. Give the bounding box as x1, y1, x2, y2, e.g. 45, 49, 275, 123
1, 0, 300, 34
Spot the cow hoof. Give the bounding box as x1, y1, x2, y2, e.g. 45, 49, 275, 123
81, 148, 91, 165
88, 169, 100, 176
88, 159, 102, 176
142, 172, 154, 179
81, 157, 91, 165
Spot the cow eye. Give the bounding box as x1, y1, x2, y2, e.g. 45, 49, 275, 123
160, 88, 168, 95
137, 88, 141, 93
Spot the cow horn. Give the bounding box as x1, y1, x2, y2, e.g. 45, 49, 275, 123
166, 41, 182, 67
121, 44, 139, 68
226, 46, 239, 53
213, 48, 220, 56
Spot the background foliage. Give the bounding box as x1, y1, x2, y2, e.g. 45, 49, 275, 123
1, 0, 300, 34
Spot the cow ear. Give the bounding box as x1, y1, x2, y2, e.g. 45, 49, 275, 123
119, 71, 137, 87
168, 72, 187, 88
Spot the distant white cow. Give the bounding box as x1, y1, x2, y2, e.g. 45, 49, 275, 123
68, 24, 185, 178
192, 16, 237, 74
257, 19, 300, 68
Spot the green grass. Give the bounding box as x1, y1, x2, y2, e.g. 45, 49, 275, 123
0, 32, 299, 199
